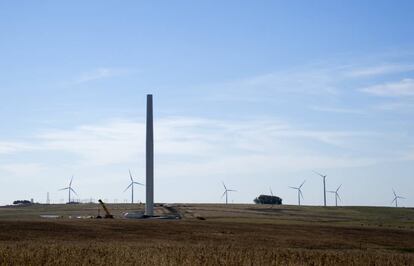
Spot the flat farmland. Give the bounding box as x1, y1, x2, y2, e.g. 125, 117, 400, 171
0, 204, 413, 265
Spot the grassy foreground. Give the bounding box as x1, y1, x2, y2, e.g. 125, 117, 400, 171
0, 204, 413, 265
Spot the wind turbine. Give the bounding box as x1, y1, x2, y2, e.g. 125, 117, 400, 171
124, 169, 144, 204
221, 182, 236, 205
391, 189, 405, 208
314, 171, 327, 207
270, 186, 274, 208
328, 184, 342, 207
59, 176, 77, 203
289, 180, 305, 206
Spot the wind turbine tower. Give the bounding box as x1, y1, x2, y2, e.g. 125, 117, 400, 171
314, 171, 327, 207
59, 176, 77, 203
328, 184, 342, 207
289, 180, 305, 206
124, 169, 144, 203
392, 189, 405, 208
270, 186, 274, 208
221, 182, 236, 204
145, 94, 154, 216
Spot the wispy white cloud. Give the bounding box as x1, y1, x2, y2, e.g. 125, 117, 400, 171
198, 66, 341, 102
0, 142, 34, 154
361, 78, 414, 96
0, 163, 46, 176
344, 63, 414, 78
403, 147, 414, 161
235, 70, 339, 95
0, 117, 391, 169
37, 120, 145, 165
270, 129, 375, 147
373, 101, 414, 111
196, 60, 414, 107
310, 106, 366, 115
74, 67, 136, 83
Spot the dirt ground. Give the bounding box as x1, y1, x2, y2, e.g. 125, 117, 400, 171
0, 204, 413, 265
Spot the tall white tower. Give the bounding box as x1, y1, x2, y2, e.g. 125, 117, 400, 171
145, 94, 154, 216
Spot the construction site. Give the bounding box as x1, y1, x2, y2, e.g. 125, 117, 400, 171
0, 203, 413, 265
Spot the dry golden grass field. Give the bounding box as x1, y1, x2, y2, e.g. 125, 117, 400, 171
0, 203, 413, 265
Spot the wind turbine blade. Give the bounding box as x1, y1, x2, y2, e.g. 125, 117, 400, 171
299, 180, 306, 188
221, 191, 226, 198
124, 183, 133, 192
59, 187, 69, 191
393, 189, 397, 197
337, 184, 342, 192
69, 176, 74, 187
327, 191, 335, 193
222, 182, 227, 190
133, 182, 144, 186
289, 186, 298, 190
300, 190, 304, 199
129, 169, 133, 182
228, 189, 237, 192
391, 198, 397, 204
337, 193, 341, 201
70, 187, 78, 196
398, 196, 406, 199
313, 171, 325, 178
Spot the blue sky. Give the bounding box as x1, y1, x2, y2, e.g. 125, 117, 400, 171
1, 1, 414, 206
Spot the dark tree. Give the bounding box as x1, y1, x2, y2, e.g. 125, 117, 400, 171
254, 195, 282, 205
13, 200, 32, 205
